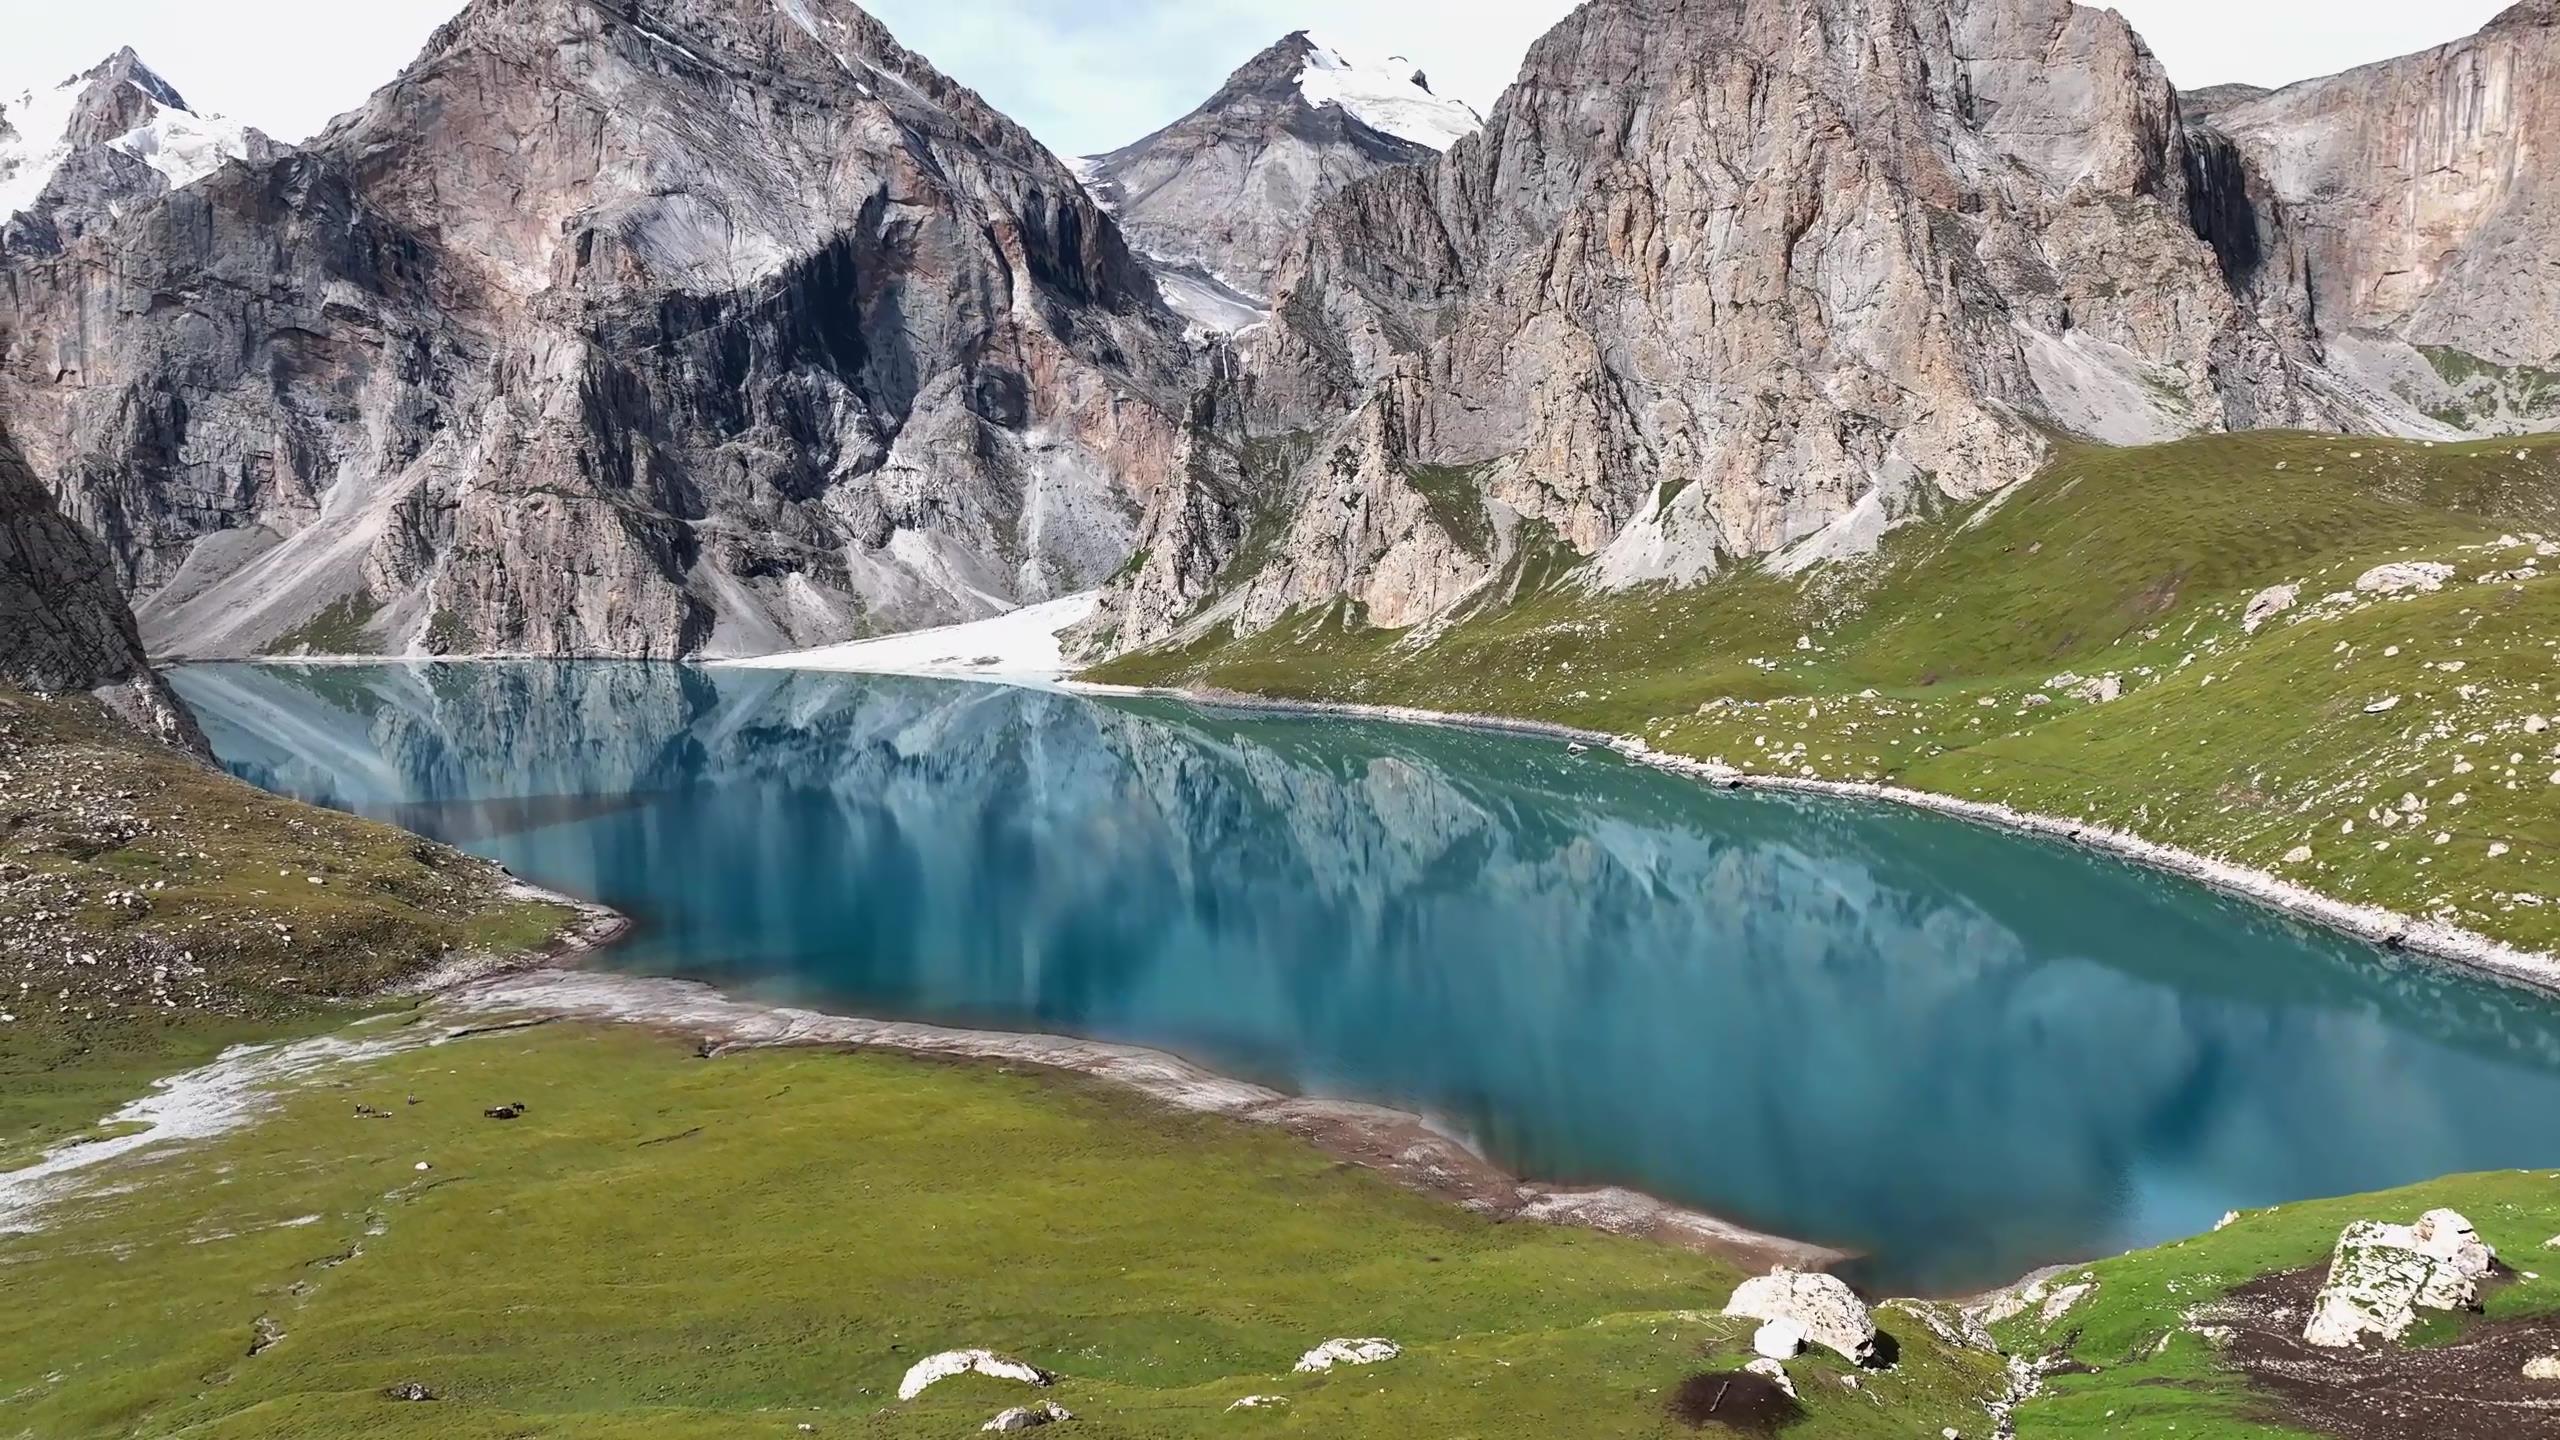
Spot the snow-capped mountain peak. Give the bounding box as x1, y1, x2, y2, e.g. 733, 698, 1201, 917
1292, 32, 1482, 152
0, 49, 263, 226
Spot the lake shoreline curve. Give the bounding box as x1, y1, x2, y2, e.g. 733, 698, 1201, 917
432, 965, 1853, 1279
1071, 683, 2560, 1000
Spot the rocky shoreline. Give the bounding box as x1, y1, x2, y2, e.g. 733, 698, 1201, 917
1071, 684, 2560, 1000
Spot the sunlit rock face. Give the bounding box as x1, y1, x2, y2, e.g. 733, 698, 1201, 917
2212, 1, 2560, 366
177, 661, 2560, 1293
1093, 0, 2357, 653
1, 0, 1200, 660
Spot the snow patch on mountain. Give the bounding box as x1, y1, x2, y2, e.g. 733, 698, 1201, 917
1295, 35, 1481, 151
0, 59, 258, 223
0, 79, 81, 223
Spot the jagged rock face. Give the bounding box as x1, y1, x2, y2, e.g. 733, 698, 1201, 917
0, 48, 276, 258
1081, 33, 1478, 326
1, 0, 1200, 659
1093, 0, 2339, 654
0, 421, 205, 752
2214, 0, 2560, 367
2178, 84, 2273, 126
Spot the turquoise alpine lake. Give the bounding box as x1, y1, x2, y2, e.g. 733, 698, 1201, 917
172, 661, 2560, 1294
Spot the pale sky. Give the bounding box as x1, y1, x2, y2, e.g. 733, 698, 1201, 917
0, 0, 2525, 156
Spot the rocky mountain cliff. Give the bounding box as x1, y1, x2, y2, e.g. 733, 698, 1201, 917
0, 420, 204, 751
2206, 0, 2560, 429
1079, 33, 1481, 330
0, 48, 276, 259
1086, 0, 2560, 660
1092, 0, 2377, 654
6, 0, 2559, 669
0, 0, 1199, 659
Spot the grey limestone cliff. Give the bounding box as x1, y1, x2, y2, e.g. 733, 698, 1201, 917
1090, 0, 2357, 654
1, 0, 1201, 660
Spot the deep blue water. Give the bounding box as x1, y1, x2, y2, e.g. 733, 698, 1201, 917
171, 661, 2560, 1294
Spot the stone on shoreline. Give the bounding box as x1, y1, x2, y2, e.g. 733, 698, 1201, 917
899, 1349, 1055, 1401
2302, 1209, 2495, 1348
1725, 1269, 1880, 1365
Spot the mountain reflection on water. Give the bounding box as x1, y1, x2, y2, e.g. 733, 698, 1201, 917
172, 661, 2560, 1293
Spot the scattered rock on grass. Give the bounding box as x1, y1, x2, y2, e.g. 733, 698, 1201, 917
1743, 1357, 1797, 1399
899, 1349, 1055, 1401
2303, 1209, 2496, 1348
2244, 584, 2301, 632
982, 1401, 1074, 1431
1294, 1338, 1400, 1373
382, 1382, 438, 1402
1227, 1395, 1288, 1410
2355, 562, 2455, 596
1724, 1269, 1881, 1366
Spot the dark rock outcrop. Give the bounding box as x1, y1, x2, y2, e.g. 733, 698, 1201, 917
0, 420, 205, 752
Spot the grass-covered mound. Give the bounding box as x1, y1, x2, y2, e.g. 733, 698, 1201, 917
1089, 432, 2560, 951
0, 689, 576, 1160
0, 1021, 2003, 1438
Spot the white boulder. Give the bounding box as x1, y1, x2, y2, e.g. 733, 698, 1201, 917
2526, 1355, 2560, 1382
2243, 584, 2300, 632
1227, 1395, 1288, 1410
2302, 1209, 2496, 1348
982, 1401, 1074, 1431
2355, 562, 2455, 596
900, 1349, 1056, 1401
1293, 1338, 1400, 1373
1724, 1269, 1881, 1365
1752, 1318, 1808, 1359
1744, 1357, 1797, 1399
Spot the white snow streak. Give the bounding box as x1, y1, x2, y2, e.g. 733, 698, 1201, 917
718, 590, 1100, 682
1296, 35, 1482, 151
